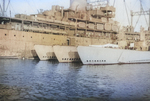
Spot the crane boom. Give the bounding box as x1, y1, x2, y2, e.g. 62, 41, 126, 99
131, 0, 150, 30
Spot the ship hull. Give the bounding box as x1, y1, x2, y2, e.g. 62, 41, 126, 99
118, 50, 150, 64
0, 29, 68, 59
77, 46, 150, 65
0, 29, 112, 59
53, 46, 81, 63
34, 45, 56, 61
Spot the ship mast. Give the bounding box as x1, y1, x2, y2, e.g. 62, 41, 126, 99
3, 0, 5, 16
131, 0, 150, 31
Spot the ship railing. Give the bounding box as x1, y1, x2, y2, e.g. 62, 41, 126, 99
36, 17, 71, 26
23, 26, 67, 34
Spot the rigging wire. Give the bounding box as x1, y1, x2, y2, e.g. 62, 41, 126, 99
144, 14, 149, 26
0, 0, 8, 16
31, 0, 39, 13
134, 0, 149, 28
142, 2, 148, 26
131, 0, 138, 11
140, 1, 149, 27
134, 13, 141, 29
113, 0, 115, 6
0, 4, 2, 12
124, 0, 130, 25
24, 0, 36, 14
6, 0, 10, 12
9, 3, 16, 16
113, 0, 124, 23
141, 0, 150, 10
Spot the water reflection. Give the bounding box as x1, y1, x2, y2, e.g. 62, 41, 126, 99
0, 59, 150, 101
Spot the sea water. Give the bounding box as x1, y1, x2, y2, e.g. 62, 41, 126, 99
0, 59, 150, 101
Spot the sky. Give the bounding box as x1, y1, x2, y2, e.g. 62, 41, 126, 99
0, 0, 150, 31
111, 0, 150, 31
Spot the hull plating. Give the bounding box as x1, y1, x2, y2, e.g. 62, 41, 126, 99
34, 45, 56, 61
53, 46, 80, 63
77, 46, 150, 65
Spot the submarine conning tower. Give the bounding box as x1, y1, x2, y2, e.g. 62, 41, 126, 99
69, 0, 87, 12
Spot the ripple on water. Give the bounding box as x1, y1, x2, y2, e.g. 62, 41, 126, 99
0, 59, 150, 101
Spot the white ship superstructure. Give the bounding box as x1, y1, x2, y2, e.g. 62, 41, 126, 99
77, 45, 150, 65
53, 46, 80, 63
34, 45, 56, 61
